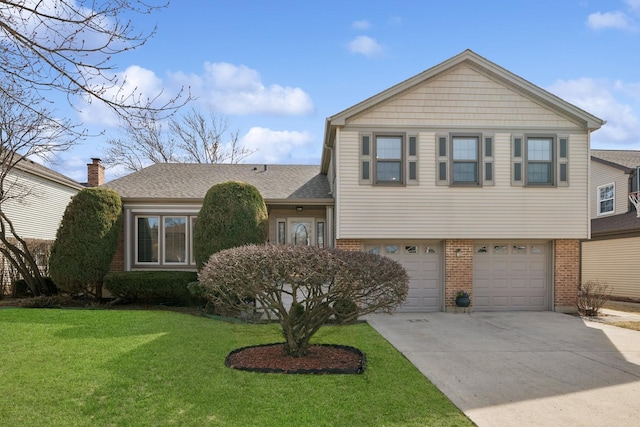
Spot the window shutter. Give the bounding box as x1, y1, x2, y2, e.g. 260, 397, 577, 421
558, 136, 569, 186
407, 135, 418, 185
360, 134, 372, 184
512, 135, 524, 186
436, 134, 449, 185
483, 135, 494, 186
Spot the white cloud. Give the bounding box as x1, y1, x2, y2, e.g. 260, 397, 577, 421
171, 62, 314, 116
348, 35, 384, 58
77, 65, 168, 127
587, 11, 636, 30
626, 0, 640, 11
352, 20, 371, 30
547, 78, 640, 148
239, 127, 317, 164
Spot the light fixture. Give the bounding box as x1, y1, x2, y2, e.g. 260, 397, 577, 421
456, 249, 462, 258
296, 206, 303, 212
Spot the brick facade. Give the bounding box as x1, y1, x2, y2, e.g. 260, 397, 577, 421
335, 239, 362, 251
444, 239, 473, 309
109, 222, 125, 272
553, 239, 580, 313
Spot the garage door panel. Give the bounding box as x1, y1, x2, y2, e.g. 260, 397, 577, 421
473, 241, 549, 311
368, 241, 442, 313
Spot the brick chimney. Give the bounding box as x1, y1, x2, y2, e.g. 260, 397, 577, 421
87, 158, 105, 187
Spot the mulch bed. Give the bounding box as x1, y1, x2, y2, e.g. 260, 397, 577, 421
225, 343, 366, 374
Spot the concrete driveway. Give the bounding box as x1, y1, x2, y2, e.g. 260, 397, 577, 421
366, 311, 640, 426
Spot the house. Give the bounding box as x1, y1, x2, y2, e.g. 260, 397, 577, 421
104, 49, 605, 313
581, 150, 640, 301
103, 163, 333, 271
0, 155, 86, 292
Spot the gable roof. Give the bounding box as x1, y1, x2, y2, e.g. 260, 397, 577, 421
591, 149, 640, 173
103, 163, 332, 204
321, 49, 606, 173
9, 153, 84, 191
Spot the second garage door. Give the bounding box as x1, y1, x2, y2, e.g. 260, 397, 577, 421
473, 241, 550, 311
364, 241, 442, 312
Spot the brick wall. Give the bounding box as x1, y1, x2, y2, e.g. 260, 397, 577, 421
554, 239, 580, 312
445, 239, 473, 308
109, 221, 125, 272
335, 239, 362, 251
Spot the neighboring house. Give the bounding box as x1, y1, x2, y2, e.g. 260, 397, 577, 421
581, 150, 640, 301
104, 50, 605, 313
0, 156, 86, 291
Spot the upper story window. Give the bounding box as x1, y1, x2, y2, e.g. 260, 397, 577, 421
452, 136, 479, 184
512, 135, 568, 187
527, 137, 553, 185
436, 133, 493, 187
597, 183, 615, 215
376, 135, 403, 183
360, 132, 418, 186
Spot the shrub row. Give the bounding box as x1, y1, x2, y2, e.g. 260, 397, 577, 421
104, 271, 199, 304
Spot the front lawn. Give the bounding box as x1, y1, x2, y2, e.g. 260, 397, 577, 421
0, 309, 471, 426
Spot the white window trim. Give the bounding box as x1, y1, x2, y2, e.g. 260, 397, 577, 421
134, 213, 196, 267
597, 183, 615, 216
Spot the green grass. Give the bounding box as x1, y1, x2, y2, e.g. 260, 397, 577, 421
0, 309, 472, 427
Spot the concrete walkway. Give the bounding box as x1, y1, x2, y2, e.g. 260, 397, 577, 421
366, 311, 640, 426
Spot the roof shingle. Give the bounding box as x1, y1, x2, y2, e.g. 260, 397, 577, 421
103, 163, 332, 202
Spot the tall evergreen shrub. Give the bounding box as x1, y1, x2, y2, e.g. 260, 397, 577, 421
193, 181, 268, 269
49, 188, 122, 299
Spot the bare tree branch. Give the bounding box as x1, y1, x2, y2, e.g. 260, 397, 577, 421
104, 108, 255, 172
0, 0, 189, 123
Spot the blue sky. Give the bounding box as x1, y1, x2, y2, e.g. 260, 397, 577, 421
51, 0, 640, 182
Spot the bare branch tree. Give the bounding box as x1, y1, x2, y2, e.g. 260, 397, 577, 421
104, 108, 255, 172
0, 0, 188, 123
0, 83, 81, 296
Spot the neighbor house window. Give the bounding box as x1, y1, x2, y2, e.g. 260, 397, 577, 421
135, 215, 195, 266
375, 135, 403, 183
598, 183, 615, 215
452, 136, 479, 184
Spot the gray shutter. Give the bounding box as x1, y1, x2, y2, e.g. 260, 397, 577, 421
407, 135, 418, 185
360, 134, 372, 184
512, 135, 524, 186
436, 134, 449, 186
558, 136, 569, 186
483, 135, 494, 186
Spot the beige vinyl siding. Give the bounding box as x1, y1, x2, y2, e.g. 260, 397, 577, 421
336, 130, 589, 239
590, 161, 629, 218
1, 169, 79, 240
582, 237, 640, 300
348, 65, 579, 130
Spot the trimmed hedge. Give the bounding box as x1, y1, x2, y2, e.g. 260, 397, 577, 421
193, 181, 268, 269
104, 271, 199, 303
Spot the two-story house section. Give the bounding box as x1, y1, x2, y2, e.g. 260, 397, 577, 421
582, 150, 640, 301
321, 50, 604, 313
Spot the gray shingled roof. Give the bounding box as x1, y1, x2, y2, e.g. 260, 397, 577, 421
103, 163, 332, 202
592, 211, 640, 236
591, 150, 640, 171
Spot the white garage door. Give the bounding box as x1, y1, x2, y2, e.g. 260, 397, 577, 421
364, 241, 442, 312
473, 242, 550, 311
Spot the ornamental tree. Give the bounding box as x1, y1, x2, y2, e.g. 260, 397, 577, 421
194, 244, 409, 357
49, 188, 122, 300
193, 181, 268, 269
